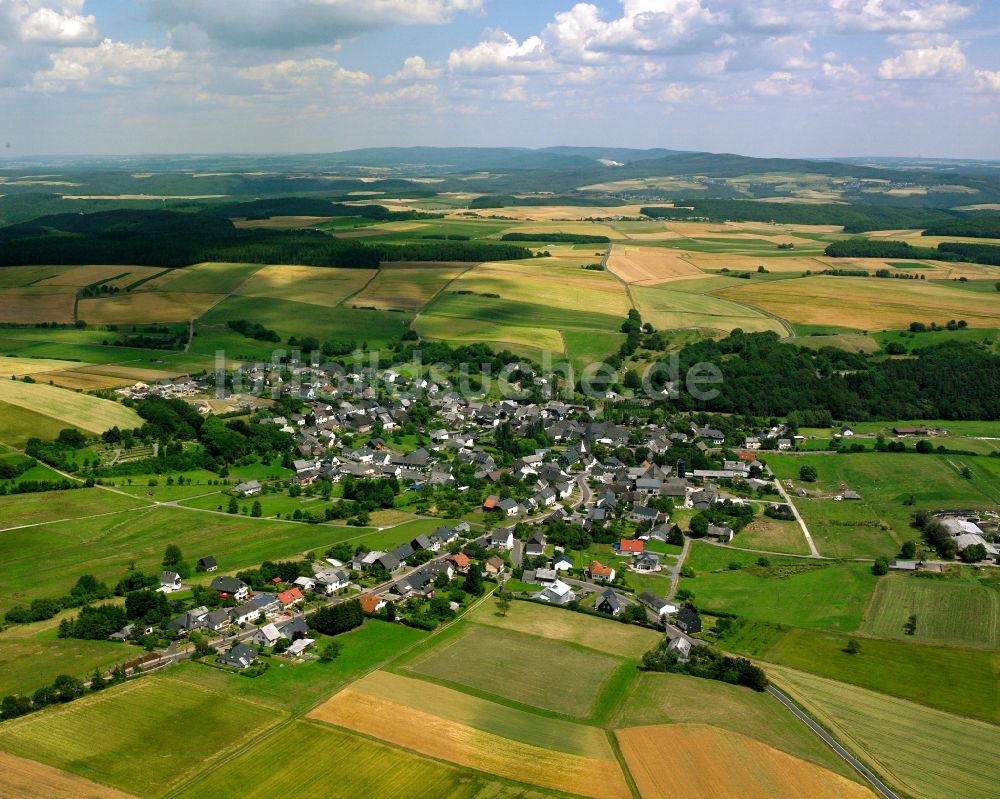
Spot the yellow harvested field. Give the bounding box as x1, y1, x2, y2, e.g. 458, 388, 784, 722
234, 264, 374, 307
607, 245, 705, 285
768, 665, 1000, 799
453, 205, 647, 221
687, 252, 827, 273
0, 751, 135, 799
0, 291, 75, 324
451, 261, 630, 316
0, 266, 68, 289
351, 265, 466, 312
0, 379, 142, 433
617, 724, 875, 799
0, 356, 89, 377
78, 292, 224, 323
310, 682, 630, 799
466, 599, 659, 658
719, 275, 1000, 330
77, 364, 187, 381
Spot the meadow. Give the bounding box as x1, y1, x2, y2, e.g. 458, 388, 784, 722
0, 380, 141, 438
769, 664, 1000, 799
631, 283, 787, 335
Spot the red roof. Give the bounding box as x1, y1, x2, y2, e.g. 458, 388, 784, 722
448, 552, 471, 569
589, 560, 615, 578
619, 539, 644, 554
360, 595, 382, 614
277, 587, 303, 605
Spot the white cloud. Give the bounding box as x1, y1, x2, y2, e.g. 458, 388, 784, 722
822, 60, 861, 82
447, 30, 553, 74
877, 40, 966, 79
3, 1, 97, 44
148, 0, 483, 49
974, 69, 1000, 92
239, 58, 370, 92
384, 55, 442, 83
829, 0, 972, 33
371, 82, 438, 104
753, 70, 812, 95
31, 38, 184, 91
659, 83, 693, 102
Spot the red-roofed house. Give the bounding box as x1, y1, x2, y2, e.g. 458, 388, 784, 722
617, 538, 644, 555
587, 560, 616, 582
277, 587, 303, 607
447, 552, 471, 573
360, 594, 386, 614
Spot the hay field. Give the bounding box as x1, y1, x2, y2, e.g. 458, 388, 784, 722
457, 205, 647, 221
0, 289, 75, 324
860, 574, 1000, 648
78, 292, 224, 324
0, 265, 68, 288
686, 251, 827, 273
498, 221, 622, 239
449, 260, 630, 316
0, 677, 280, 796
617, 724, 875, 799
0, 379, 141, 434
136, 262, 261, 294
606, 245, 705, 285
234, 264, 374, 307
0, 751, 135, 799
173, 720, 558, 799
0, 355, 91, 377
612, 672, 857, 778
350, 264, 466, 312
769, 665, 1000, 799
403, 623, 620, 718
414, 315, 565, 354
465, 599, 659, 658
311, 672, 629, 799
34, 265, 163, 288
632, 283, 788, 335
718, 275, 1000, 330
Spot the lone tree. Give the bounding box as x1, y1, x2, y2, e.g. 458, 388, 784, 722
845, 639, 862, 655
871, 557, 889, 576
798, 465, 818, 483
496, 590, 511, 617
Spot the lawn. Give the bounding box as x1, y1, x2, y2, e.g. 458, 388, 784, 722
0, 380, 141, 436
682, 548, 877, 631
465, 597, 660, 659
401, 622, 622, 719
770, 664, 1000, 799
174, 720, 559, 799
611, 672, 858, 780
0, 676, 280, 796
860, 572, 1000, 648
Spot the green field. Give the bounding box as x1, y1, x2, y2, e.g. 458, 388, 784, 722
632, 283, 788, 335
174, 720, 558, 799
860, 573, 1000, 648
139, 262, 263, 294
0, 676, 280, 796
681, 542, 877, 631
736, 515, 813, 555
402, 622, 622, 719
771, 664, 1000, 799
611, 672, 858, 780
721, 621, 999, 723
0, 380, 141, 437
0, 487, 150, 530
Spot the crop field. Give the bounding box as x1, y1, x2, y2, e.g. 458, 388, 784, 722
423, 291, 623, 333
233, 263, 374, 307
631, 283, 787, 335
0, 379, 141, 435
766, 452, 1000, 557
617, 724, 874, 799
78, 291, 225, 324
680, 545, 877, 631
414, 314, 565, 355
718, 275, 1000, 330
465, 598, 660, 658
0, 265, 69, 288
769, 665, 1000, 799
860, 573, 1000, 648
173, 720, 559, 799
35, 265, 164, 289
136, 262, 262, 294
0, 676, 280, 796
0, 401, 79, 445
402, 622, 622, 718
349, 264, 467, 312
0, 288, 75, 324
0, 354, 92, 376
311, 672, 629, 799
0, 750, 135, 799
612, 673, 857, 778
0, 505, 372, 614
606, 245, 704, 285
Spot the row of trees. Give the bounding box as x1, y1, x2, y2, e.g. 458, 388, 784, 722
641, 638, 769, 692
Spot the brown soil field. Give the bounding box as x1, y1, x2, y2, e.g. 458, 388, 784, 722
78, 292, 224, 324
0, 291, 76, 324
310, 687, 630, 799
606, 245, 705, 285
0, 750, 136, 799
617, 724, 875, 799
33, 371, 135, 391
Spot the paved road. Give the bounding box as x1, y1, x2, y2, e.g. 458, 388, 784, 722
767, 685, 898, 799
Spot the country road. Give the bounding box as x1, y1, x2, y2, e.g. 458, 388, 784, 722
766, 685, 899, 799
775, 479, 822, 558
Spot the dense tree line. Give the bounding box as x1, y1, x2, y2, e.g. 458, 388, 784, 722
936, 241, 1000, 266
664, 331, 1000, 420
500, 232, 611, 244
824, 238, 949, 260
227, 319, 280, 343
308, 599, 363, 636
640, 201, 961, 233
340, 475, 399, 509
376, 240, 533, 262
199, 198, 433, 221
922, 216, 1000, 239
641, 638, 768, 691
58, 604, 128, 640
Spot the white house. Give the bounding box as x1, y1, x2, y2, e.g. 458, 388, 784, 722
489, 529, 515, 550
158, 571, 183, 593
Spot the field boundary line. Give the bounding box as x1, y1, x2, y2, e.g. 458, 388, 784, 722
335, 267, 382, 308
606, 729, 641, 799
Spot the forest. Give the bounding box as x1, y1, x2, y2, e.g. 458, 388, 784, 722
825, 237, 1000, 265
921, 215, 1000, 238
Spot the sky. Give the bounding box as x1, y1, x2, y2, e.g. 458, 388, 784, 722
1, 0, 999, 159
